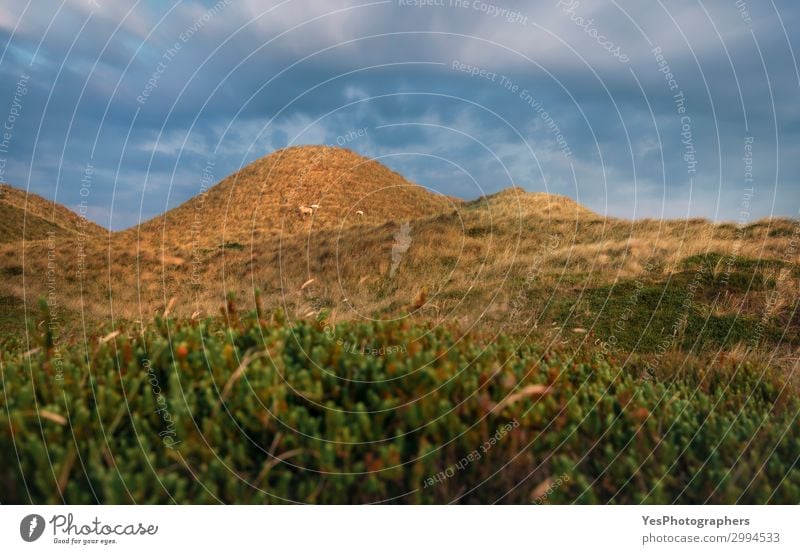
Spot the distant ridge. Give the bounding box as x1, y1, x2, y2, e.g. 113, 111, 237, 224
0, 183, 104, 243
471, 186, 599, 220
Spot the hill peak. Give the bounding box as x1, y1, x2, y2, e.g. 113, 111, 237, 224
472, 186, 599, 220
130, 145, 457, 248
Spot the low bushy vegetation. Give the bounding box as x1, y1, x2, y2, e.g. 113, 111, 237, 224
540, 252, 799, 353
1, 305, 797, 504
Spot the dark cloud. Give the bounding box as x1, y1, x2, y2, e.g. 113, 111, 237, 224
0, 0, 797, 229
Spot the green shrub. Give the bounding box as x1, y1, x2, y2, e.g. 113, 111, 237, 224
1, 308, 797, 504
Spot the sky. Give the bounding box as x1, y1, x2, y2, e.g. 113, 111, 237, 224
0, 0, 798, 230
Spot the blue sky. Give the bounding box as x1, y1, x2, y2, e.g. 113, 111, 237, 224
0, 0, 798, 229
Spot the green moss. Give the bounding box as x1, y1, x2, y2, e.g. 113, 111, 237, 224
218, 241, 245, 250
465, 226, 492, 237
0, 295, 26, 349
680, 251, 787, 273
541, 268, 796, 352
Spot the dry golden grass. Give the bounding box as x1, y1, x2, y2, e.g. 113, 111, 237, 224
0, 183, 104, 243
1, 146, 798, 358
123, 145, 457, 251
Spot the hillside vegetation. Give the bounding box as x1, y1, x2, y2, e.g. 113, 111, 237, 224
0, 147, 797, 367
0, 183, 104, 241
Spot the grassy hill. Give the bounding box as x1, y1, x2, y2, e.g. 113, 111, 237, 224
124, 145, 457, 251
0, 183, 104, 241
0, 147, 798, 365
0, 184, 106, 339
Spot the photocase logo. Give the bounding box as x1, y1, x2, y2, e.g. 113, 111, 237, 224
20, 514, 45, 542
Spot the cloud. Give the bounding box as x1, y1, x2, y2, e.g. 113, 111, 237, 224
0, 0, 797, 229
